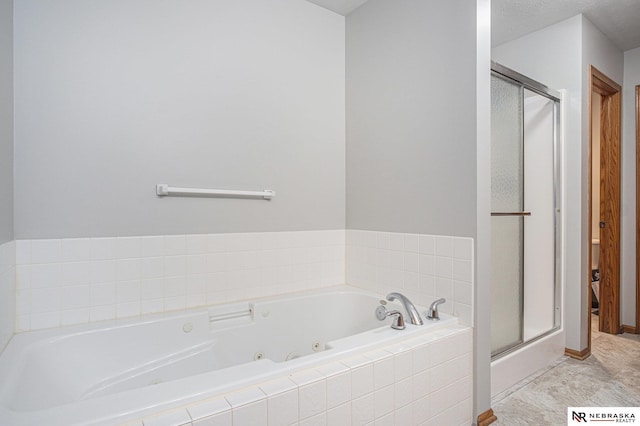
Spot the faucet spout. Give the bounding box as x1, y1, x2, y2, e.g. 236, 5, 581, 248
386, 292, 423, 325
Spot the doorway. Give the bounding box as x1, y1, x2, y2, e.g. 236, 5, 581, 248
588, 66, 622, 349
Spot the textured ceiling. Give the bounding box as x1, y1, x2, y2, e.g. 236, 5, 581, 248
306, 0, 640, 52
305, 0, 368, 15
492, 0, 640, 51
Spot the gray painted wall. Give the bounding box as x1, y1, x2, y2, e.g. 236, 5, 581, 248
0, 0, 15, 354
345, 0, 478, 238
621, 47, 640, 327
0, 0, 13, 245
13, 0, 345, 239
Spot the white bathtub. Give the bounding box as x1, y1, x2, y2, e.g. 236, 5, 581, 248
0, 286, 459, 425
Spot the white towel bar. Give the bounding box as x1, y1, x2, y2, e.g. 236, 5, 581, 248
156, 184, 275, 200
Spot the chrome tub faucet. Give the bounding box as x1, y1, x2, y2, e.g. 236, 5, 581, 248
386, 292, 423, 325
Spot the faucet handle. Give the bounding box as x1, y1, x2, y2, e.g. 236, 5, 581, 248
426, 298, 446, 320
375, 305, 406, 330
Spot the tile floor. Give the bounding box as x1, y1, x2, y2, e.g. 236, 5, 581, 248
492, 315, 640, 425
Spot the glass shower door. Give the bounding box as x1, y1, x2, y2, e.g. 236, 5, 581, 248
490, 75, 524, 355
490, 63, 561, 358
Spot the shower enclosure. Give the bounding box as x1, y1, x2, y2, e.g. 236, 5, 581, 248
490, 63, 561, 358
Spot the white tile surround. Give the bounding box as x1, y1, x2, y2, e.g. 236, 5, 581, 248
132, 326, 473, 426
14, 231, 345, 331
346, 230, 474, 326
12, 229, 474, 332
0, 241, 16, 351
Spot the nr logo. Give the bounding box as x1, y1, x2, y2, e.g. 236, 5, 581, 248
572, 411, 587, 422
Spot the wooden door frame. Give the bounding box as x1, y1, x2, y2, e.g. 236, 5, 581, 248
587, 65, 622, 353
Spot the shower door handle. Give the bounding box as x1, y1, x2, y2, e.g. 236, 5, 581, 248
491, 212, 532, 216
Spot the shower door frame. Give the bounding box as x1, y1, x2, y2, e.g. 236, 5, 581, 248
490, 62, 562, 360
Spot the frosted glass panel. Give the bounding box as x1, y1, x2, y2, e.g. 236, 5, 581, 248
491, 75, 523, 355
491, 76, 523, 213
491, 216, 523, 354
522, 89, 556, 340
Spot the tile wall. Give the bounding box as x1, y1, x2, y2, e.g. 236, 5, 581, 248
14, 230, 345, 331
12, 229, 475, 332
346, 230, 474, 326
130, 326, 473, 426
0, 241, 15, 350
